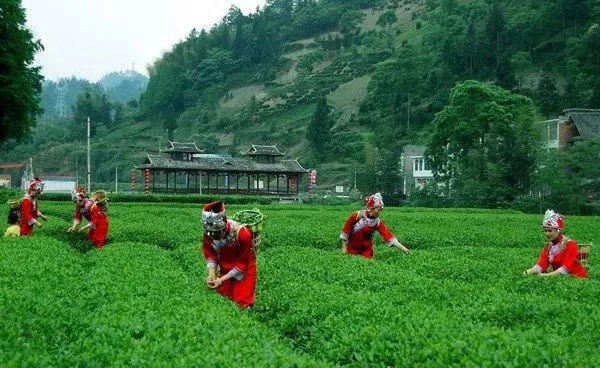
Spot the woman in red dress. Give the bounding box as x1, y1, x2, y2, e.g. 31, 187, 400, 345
67, 187, 93, 232
202, 201, 257, 308
340, 193, 409, 259
19, 177, 47, 236
524, 209, 588, 279
79, 191, 109, 248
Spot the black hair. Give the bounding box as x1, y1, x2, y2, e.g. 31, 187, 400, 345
7, 210, 19, 225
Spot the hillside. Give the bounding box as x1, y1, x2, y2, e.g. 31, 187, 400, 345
39, 70, 148, 121
2, 0, 598, 191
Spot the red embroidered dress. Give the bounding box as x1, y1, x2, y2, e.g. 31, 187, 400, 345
340, 210, 398, 259
202, 220, 257, 308
533, 234, 588, 279
88, 203, 109, 248
19, 195, 39, 236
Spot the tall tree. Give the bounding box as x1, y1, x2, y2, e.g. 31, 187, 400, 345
72, 89, 112, 137
484, 3, 514, 87
306, 96, 333, 162
0, 0, 44, 143
427, 80, 538, 207
537, 72, 559, 116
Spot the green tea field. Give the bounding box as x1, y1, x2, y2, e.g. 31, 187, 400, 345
1, 202, 599, 367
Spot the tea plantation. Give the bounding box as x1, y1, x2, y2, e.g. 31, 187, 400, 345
1, 202, 598, 367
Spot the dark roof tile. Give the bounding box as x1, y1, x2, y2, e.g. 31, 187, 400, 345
137, 154, 307, 174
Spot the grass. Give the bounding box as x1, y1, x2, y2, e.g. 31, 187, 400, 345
1, 201, 598, 365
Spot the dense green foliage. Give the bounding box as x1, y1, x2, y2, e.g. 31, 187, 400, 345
427, 80, 538, 207
1, 201, 599, 365
306, 95, 334, 161
40, 72, 148, 122
98, 71, 148, 104
0, 0, 44, 143
40, 77, 95, 120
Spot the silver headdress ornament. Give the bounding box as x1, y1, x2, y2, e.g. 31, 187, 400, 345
542, 209, 564, 230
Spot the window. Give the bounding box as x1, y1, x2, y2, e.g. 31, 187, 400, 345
413, 157, 425, 171
413, 156, 430, 172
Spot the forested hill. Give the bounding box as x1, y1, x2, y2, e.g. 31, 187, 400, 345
3, 0, 599, 191
40, 71, 148, 121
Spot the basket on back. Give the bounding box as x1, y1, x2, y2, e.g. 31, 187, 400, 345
577, 244, 592, 266
232, 209, 264, 252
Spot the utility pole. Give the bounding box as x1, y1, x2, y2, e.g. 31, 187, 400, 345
115, 166, 119, 193
87, 117, 91, 192
29, 157, 34, 180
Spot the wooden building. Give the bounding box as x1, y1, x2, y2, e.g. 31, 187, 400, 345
136, 142, 308, 196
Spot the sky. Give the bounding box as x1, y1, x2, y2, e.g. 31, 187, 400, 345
22, 0, 267, 82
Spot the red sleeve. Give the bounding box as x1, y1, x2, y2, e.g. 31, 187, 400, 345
233, 227, 255, 275
74, 208, 82, 221
377, 219, 395, 243
561, 241, 579, 273
340, 212, 359, 240
20, 199, 35, 225
536, 246, 550, 272
202, 236, 217, 265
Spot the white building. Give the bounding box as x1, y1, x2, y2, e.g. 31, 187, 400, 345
401, 145, 433, 196
22, 175, 76, 192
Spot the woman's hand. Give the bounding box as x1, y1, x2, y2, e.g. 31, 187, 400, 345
397, 243, 410, 254
208, 278, 222, 289
539, 270, 561, 277
206, 271, 216, 286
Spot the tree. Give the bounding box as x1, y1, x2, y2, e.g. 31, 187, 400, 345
376, 10, 397, 27
590, 77, 600, 108
375, 149, 403, 205
72, 89, 112, 137
485, 4, 506, 70
534, 138, 600, 213
537, 72, 559, 116
427, 80, 538, 207
306, 96, 333, 162
0, 0, 44, 143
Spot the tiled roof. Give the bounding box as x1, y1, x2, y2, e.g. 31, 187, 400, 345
136, 154, 308, 174
162, 141, 204, 154
242, 144, 286, 156
564, 109, 600, 140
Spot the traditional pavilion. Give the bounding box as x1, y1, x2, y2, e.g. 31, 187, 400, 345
136, 142, 308, 196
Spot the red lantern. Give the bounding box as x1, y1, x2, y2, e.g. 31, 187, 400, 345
143, 169, 151, 193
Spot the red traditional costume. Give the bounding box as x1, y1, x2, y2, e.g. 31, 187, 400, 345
88, 200, 109, 248
340, 193, 403, 259
71, 187, 92, 225
530, 210, 588, 279
202, 202, 257, 308
74, 199, 93, 223
19, 178, 45, 236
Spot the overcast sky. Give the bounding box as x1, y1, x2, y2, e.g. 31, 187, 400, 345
22, 0, 266, 82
